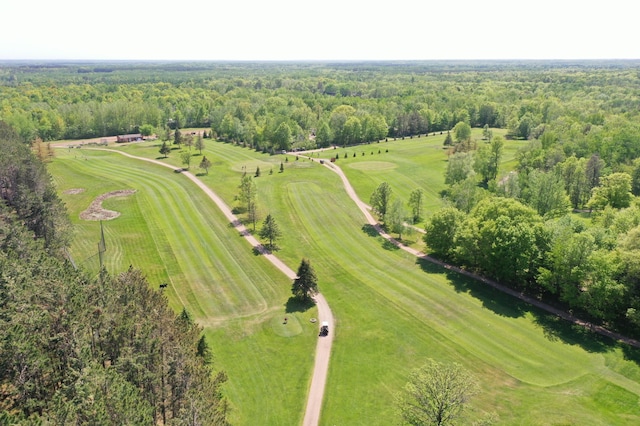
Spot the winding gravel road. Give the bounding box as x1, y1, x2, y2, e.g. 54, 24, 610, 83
79, 146, 639, 426
86, 148, 335, 425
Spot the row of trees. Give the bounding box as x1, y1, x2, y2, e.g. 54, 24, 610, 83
422, 119, 640, 336
370, 182, 424, 239
0, 123, 229, 423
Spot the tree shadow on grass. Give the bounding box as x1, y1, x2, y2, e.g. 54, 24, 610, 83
416, 256, 627, 355
382, 239, 400, 251
361, 223, 400, 251
416, 257, 526, 319
621, 344, 640, 365
531, 311, 612, 354
285, 296, 315, 313
361, 223, 378, 237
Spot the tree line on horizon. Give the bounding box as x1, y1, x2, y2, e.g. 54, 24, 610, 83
3, 61, 640, 162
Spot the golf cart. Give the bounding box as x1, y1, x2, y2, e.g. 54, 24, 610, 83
319, 321, 329, 336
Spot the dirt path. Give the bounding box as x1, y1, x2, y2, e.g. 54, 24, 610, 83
81, 148, 335, 425
309, 156, 640, 349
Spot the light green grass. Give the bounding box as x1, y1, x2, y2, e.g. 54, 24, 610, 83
47, 135, 640, 425
48, 148, 316, 425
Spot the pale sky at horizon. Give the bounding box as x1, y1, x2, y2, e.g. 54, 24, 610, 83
2, 0, 638, 61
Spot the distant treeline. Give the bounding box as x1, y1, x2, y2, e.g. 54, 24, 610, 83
0, 122, 229, 424
2, 61, 640, 159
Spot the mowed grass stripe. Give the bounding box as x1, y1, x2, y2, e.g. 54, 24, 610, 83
51, 141, 640, 425
264, 159, 640, 424
52, 149, 288, 322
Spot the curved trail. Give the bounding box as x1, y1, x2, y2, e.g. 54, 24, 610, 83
84, 148, 335, 425
77, 145, 639, 426
308, 156, 640, 349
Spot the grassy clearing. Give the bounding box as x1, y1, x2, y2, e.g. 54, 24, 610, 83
48, 135, 640, 425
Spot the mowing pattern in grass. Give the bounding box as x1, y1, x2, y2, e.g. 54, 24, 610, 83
50, 138, 640, 425
49, 148, 318, 425
240, 144, 640, 424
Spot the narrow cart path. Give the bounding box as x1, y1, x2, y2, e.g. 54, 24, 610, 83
84, 148, 335, 426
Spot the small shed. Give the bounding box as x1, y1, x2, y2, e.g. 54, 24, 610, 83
116, 133, 143, 143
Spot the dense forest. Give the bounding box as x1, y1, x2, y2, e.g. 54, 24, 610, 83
0, 122, 228, 424
3, 60, 640, 157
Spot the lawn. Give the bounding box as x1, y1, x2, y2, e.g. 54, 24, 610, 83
47, 135, 640, 425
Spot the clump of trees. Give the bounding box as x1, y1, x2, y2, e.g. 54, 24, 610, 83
426, 109, 640, 337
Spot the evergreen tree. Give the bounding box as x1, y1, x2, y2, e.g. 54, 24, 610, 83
259, 214, 282, 250
200, 155, 212, 174
292, 259, 319, 302
159, 141, 171, 158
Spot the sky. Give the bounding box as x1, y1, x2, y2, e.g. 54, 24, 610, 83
2, 0, 638, 61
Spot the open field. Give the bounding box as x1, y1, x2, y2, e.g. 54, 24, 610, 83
48, 135, 640, 425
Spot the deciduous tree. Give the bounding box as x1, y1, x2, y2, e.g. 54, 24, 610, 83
588, 172, 633, 210
199, 156, 212, 174
180, 151, 192, 169
408, 188, 424, 223
238, 174, 257, 221
523, 170, 570, 218
370, 182, 392, 219
453, 121, 471, 143
474, 135, 503, 184
397, 359, 479, 426
385, 199, 408, 239
445, 152, 475, 186
424, 207, 465, 259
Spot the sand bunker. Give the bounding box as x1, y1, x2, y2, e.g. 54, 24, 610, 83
79, 190, 136, 221
63, 188, 86, 195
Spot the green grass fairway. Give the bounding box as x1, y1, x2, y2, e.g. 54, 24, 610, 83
48, 148, 316, 425
309, 129, 514, 225
47, 136, 640, 425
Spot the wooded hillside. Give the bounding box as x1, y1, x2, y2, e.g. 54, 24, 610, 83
0, 123, 228, 424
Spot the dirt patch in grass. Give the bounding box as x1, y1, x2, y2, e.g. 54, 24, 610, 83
63, 188, 86, 195
79, 190, 136, 221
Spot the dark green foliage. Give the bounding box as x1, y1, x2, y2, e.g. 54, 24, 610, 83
0, 127, 228, 424
0, 218, 229, 423
159, 140, 171, 158
259, 214, 282, 251
0, 122, 71, 251
292, 259, 318, 302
